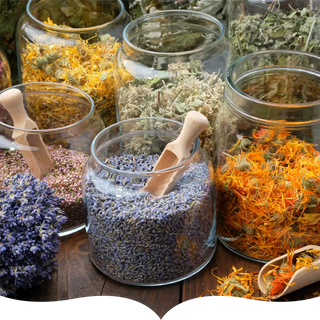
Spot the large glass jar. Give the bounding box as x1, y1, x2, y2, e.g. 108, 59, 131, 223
226, 0, 320, 59
215, 50, 320, 262
16, 0, 131, 127
83, 117, 216, 285
0, 82, 104, 237
114, 10, 235, 160
125, 0, 226, 19
0, 0, 28, 85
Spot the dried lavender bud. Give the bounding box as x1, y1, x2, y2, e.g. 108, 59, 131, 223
0, 146, 89, 233
84, 154, 215, 284
0, 174, 67, 296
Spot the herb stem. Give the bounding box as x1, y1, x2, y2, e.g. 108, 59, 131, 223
304, 14, 317, 51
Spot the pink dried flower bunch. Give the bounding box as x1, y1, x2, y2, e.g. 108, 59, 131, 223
0, 146, 88, 205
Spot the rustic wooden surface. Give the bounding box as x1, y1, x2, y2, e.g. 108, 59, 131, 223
16, 230, 320, 318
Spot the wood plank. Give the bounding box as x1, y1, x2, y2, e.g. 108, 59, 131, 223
56, 231, 107, 300
17, 230, 106, 301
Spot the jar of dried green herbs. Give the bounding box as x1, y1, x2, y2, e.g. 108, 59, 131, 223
226, 0, 320, 58
83, 117, 216, 285
16, 0, 131, 127
215, 50, 320, 263
114, 10, 235, 160
0, 82, 104, 237
125, 0, 226, 19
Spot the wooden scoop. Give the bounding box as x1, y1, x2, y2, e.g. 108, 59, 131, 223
143, 110, 208, 196
0, 88, 54, 178
258, 245, 320, 299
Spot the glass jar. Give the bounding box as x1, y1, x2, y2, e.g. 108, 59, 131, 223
16, 0, 131, 127
0, 48, 12, 92
126, 0, 226, 19
83, 117, 216, 285
0, 82, 105, 237
226, 0, 320, 59
114, 10, 235, 160
215, 50, 320, 262
0, 0, 28, 85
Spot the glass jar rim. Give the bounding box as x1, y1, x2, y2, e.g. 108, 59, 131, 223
227, 49, 320, 110
0, 82, 95, 133
123, 9, 225, 57
91, 117, 201, 177
27, 0, 126, 33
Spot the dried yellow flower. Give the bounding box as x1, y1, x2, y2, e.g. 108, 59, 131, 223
20, 18, 121, 127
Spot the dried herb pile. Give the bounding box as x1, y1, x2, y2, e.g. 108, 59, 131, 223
0, 53, 11, 91
0, 146, 88, 234
33, 0, 121, 29
263, 249, 320, 298
229, 6, 320, 57
20, 18, 121, 127
85, 153, 214, 284
117, 61, 225, 159
0, 174, 66, 297
201, 266, 267, 300
216, 128, 320, 261
0, 0, 28, 84
127, 0, 226, 19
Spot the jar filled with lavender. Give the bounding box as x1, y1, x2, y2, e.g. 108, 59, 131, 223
83, 117, 216, 285
0, 82, 104, 237
114, 10, 235, 160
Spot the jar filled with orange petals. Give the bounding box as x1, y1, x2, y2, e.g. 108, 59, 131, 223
16, 0, 131, 127
215, 50, 320, 262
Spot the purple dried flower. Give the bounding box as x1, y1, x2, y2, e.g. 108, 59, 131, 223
0, 174, 67, 297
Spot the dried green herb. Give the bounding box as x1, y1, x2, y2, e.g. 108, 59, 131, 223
126, 0, 226, 19
117, 61, 225, 159
0, 0, 28, 84
241, 70, 320, 104
229, 3, 320, 57
34, 0, 120, 28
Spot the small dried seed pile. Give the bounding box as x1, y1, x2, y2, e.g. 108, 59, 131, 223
84, 154, 215, 284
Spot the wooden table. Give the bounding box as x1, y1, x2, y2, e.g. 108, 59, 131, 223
16, 230, 320, 318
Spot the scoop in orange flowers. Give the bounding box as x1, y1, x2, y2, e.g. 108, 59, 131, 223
258, 245, 320, 299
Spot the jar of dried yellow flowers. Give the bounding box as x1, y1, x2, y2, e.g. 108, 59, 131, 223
114, 10, 235, 160
16, 0, 131, 127
215, 50, 320, 263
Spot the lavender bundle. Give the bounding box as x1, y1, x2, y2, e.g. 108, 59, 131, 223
0, 174, 67, 297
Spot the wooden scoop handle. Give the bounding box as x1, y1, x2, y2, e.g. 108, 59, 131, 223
0, 88, 37, 129
175, 111, 208, 151
0, 88, 54, 179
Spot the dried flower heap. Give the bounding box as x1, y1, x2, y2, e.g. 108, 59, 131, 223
117, 61, 225, 159
20, 18, 121, 127
0, 146, 88, 233
0, 174, 66, 297
229, 6, 320, 58
201, 266, 267, 300
85, 154, 214, 284
216, 128, 320, 261
263, 249, 320, 298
